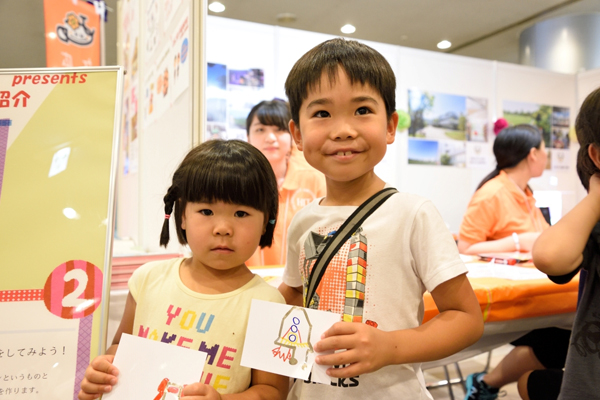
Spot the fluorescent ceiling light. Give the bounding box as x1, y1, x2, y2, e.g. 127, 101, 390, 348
341, 24, 356, 34
208, 2, 225, 12
437, 40, 452, 49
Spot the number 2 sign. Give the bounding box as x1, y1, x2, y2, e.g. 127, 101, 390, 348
43, 260, 103, 319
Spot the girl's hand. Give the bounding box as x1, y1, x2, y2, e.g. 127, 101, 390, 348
314, 322, 392, 379
78, 354, 119, 400
181, 383, 222, 400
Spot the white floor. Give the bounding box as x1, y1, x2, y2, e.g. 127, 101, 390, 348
425, 344, 520, 400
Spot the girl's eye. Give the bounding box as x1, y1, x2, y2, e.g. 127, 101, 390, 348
234, 211, 249, 218
199, 209, 213, 216
356, 107, 371, 115
313, 110, 330, 118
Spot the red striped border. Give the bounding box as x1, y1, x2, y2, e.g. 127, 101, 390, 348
0, 289, 44, 302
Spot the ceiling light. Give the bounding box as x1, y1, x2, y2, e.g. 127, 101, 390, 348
341, 24, 356, 34
437, 40, 452, 50
208, 2, 225, 13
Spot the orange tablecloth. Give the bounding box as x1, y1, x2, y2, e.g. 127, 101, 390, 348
112, 257, 579, 325
423, 267, 579, 323
248, 263, 580, 325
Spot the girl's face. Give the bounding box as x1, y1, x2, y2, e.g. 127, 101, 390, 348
247, 116, 292, 167
181, 201, 265, 271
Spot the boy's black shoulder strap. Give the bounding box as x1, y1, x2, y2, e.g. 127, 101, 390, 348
305, 187, 398, 307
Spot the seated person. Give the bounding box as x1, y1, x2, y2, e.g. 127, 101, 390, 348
245, 99, 325, 266
458, 124, 549, 255
459, 124, 570, 400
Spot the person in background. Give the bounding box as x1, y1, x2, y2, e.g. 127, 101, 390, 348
532, 86, 600, 400
460, 125, 570, 400
78, 140, 288, 400
458, 124, 549, 255
246, 99, 325, 267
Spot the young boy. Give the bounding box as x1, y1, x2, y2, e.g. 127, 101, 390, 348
278, 38, 484, 399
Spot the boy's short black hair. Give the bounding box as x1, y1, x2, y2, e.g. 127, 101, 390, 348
285, 38, 396, 126
575, 87, 600, 190
160, 140, 279, 248
246, 99, 291, 134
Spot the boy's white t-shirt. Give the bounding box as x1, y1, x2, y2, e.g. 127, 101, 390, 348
283, 191, 467, 399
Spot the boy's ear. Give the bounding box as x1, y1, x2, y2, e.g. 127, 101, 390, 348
386, 111, 399, 145
588, 144, 600, 170
289, 119, 303, 151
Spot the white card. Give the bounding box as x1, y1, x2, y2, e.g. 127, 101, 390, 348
103, 333, 208, 399
241, 299, 340, 384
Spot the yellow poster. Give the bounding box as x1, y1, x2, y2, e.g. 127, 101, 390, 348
0, 67, 122, 399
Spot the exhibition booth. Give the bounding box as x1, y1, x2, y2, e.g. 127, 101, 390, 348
1, 1, 600, 398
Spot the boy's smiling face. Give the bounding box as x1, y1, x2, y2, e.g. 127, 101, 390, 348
290, 67, 397, 185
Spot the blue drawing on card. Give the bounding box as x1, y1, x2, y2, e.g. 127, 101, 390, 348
272, 307, 314, 369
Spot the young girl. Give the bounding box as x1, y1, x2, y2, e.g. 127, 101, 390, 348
532, 86, 600, 399
78, 140, 288, 400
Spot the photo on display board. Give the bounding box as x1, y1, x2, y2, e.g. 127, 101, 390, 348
407, 89, 488, 167
502, 100, 571, 170
207, 62, 227, 90
439, 139, 466, 167
228, 69, 264, 88
205, 63, 270, 141
408, 89, 468, 141
207, 122, 227, 140
502, 100, 551, 148
207, 98, 226, 123
408, 138, 438, 165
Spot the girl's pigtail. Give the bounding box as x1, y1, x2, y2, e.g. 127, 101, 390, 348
160, 186, 178, 247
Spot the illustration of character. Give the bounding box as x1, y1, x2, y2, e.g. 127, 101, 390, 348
153, 377, 184, 400
273, 307, 314, 369
56, 13, 95, 46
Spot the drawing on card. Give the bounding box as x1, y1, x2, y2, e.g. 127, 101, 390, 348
273, 307, 314, 370
153, 378, 183, 400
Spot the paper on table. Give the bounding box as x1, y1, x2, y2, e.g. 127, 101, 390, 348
103, 333, 207, 400
241, 299, 340, 384
466, 262, 547, 280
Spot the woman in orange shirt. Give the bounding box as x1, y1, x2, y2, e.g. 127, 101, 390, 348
458, 124, 549, 255
245, 100, 326, 267
460, 125, 569, 400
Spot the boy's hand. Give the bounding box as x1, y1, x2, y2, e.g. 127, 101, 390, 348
181, 383, 222, 400
314, 322, 392, 378
78, 355, 119, 400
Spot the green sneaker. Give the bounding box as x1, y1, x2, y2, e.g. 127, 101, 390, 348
464, 372, 499, 400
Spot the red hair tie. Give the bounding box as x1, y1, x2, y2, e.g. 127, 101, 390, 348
165, 214, 171, 219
